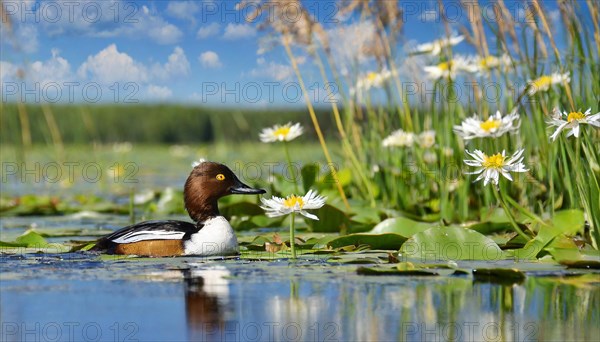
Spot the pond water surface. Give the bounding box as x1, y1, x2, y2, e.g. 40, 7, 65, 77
2, 248, 599, 342
2, 147, 599, 341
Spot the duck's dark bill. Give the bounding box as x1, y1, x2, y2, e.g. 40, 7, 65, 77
229, 180, 266, 195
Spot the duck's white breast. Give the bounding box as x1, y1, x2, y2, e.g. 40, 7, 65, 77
183, 216, 238, 256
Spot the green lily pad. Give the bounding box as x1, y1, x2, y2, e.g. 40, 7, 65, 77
546, 248, 600, 269
327, 233, 407, 250
357, 266, 438, 276
472, 268, 526, 284
369, 217, 436, 237
15, 230, 48, 247
399, 226, 504, 261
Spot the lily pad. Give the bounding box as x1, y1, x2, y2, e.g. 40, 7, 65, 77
472, 268, 526, 284
1, 230, 49, 247
357, 266, 438, 276
399, 226, 504, 261
369, 217, 436, 237
546, 248, 600, 269
326, 233, 407, 250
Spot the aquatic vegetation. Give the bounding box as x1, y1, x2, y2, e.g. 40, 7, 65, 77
2, 0, 600, 263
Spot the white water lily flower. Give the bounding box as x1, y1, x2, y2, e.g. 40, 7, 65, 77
454, 110, 520, 140
464, 149, 528, 186
418, 130, 436, 148
414, 35, 464, 56
260, 190, 326, 220
382, 129, 415, 147
424, 56, 474, 79
259, 122, 303, 143
527, 72, 570, 96
548, 108, 600, 141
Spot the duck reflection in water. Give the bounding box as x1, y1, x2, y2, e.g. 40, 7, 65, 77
183, 265, 231, 341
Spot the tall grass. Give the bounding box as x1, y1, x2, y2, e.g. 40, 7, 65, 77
238, 0, 599, 246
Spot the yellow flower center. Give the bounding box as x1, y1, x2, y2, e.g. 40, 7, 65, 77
482, 153, 505, 169
479, 56, 496, 68
479, 119, 501, 132
366, 72, 378, 82
283, 195, 304, 209
274, 126, 291, 138
532, 75, 552, 89
567, 111, 585, 122
438, 61, 453, 71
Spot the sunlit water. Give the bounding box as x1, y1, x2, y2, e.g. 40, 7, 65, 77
2, 147, 599, 341
1, 250, 599, 342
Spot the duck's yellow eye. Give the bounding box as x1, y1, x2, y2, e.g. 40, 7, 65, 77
216, 174, 225, 181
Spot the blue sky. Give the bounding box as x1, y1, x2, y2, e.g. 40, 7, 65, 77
1, 0, 569, 107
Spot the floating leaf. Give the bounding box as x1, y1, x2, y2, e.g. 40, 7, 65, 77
369, 217, 436, 237
546, 248, 600, 269
327, 233, 407, 250
15, 230, 48, 247
400, 226, 504, 261
357, 266, 438, 276
472, 268, 526, 284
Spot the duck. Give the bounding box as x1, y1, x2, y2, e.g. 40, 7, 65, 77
92, 161, 265, 257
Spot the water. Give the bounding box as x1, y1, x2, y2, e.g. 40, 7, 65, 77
2, 146, 599, 341
1, 251, 599, 342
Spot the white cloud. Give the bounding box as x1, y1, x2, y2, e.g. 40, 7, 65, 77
197, 22, 220, 39
249, 59, 293, 81
2, 49, 74, 86
151, 46, 191, 80
78, 44, 192, 85
164, 46, 191, 76
29, 49, 74, 84
1, 44, 191, 102
147, 85, 173, 99
199, 51, 222, 68
78, 44, 148, 84
166, 1, 200, 23
147, 24, 183, 45
223, 23, 256, 40
30, 2, 183, 45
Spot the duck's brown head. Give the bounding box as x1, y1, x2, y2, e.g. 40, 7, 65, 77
184, 161, 265, 222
